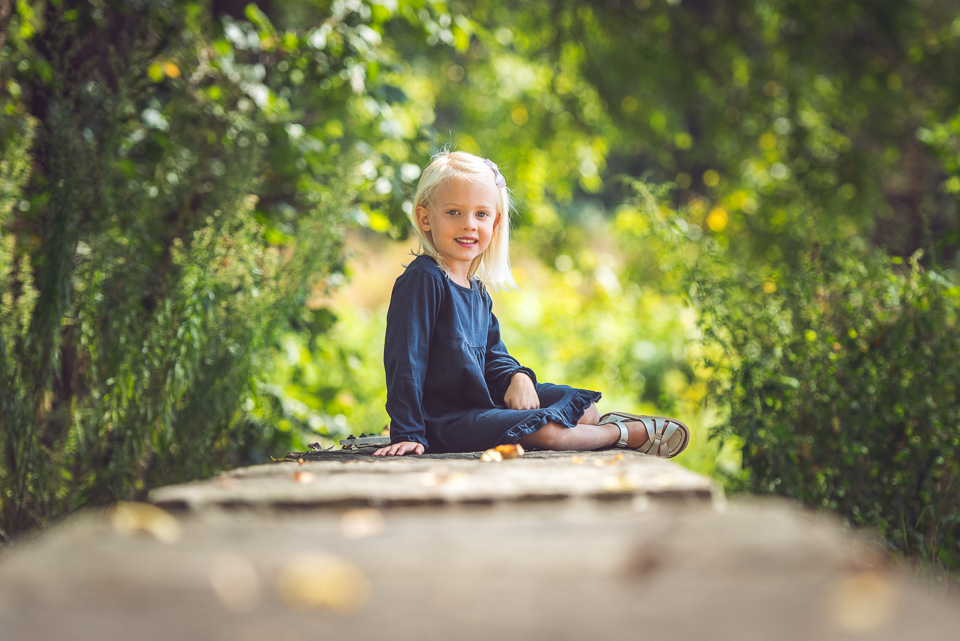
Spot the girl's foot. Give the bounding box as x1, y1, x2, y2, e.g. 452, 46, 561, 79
598, 413, 690, 458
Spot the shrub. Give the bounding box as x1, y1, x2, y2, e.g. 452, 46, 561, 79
696, 241, 960, 568
0, 4, 347, 538
619, 178, 960, 570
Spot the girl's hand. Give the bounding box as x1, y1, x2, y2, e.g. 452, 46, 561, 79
373, 441, 425, 456
504, 372, 540, 410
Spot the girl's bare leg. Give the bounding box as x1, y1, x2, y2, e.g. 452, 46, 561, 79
518, 404, 650, 451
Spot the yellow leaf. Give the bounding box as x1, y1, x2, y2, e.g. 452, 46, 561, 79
480, 448, 503, 462
276, 554, 370, 612
495, 443, 525, 459
339, 508, 384, 539
511, 104, 528, 126
292, 470, 315, 483
367, 211, 391, 232
110, 502, 181, 544
706, 206, 728, 232
147, 63, 164, 83
163, 61, 181, 78
603, 474, 638, 492
826, 571, 897, 633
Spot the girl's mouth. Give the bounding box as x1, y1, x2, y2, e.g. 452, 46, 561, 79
455, 237, 478, 246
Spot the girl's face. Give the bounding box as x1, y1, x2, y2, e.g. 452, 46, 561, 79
416, 174, 500, 281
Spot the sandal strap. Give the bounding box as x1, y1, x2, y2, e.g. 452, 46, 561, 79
614, 420, 629, 448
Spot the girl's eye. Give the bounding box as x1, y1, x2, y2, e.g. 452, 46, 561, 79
477, 211, 490, 218
445, 209, 460, 216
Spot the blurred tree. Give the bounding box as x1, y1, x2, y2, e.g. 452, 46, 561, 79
407, 0, 960, 273
0, 0, 445, 537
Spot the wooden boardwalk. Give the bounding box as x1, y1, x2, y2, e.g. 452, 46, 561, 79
1, 449, 958, 640
151, 449, 719, 510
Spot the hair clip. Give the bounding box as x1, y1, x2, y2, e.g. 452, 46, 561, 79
482, 158, 507, 189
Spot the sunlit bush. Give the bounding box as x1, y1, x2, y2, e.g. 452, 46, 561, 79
697, 240, 960, 569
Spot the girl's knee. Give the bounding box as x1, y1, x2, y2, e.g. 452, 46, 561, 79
580, 403, 600, 425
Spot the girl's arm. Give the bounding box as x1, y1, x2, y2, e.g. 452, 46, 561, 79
381, 268, 442, 452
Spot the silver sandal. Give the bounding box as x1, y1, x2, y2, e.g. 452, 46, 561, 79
598, 412, 690, 458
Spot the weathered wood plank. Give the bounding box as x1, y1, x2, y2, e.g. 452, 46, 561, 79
150, 450, 720, 511
1, 498, 958, 641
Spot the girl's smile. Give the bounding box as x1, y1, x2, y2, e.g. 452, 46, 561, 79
415, 174, 500, 287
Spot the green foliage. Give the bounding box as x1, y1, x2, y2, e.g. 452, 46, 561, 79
256, 304, 391, 443
614, 175, 960, 570
407, 0, 960, 275
0, 0, 441, 538
694, 233, 960, 568
0, 118, 39, 542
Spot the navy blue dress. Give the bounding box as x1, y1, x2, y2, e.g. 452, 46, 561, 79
384, 255, 602, 453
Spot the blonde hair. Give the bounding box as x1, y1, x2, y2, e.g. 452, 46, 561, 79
411, 150, 516, 291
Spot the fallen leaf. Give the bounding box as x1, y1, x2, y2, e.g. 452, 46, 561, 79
826, 571, 898, 632
162, 61, 181, 78
276, 554, 370, 612
340, 508, 385, 539
593, 455, 622, 467
480, 449, 503, 462
292, 470, 315, 484
495, 443, 525, 459
298, 458, 305, 466
110, 502, 181, 544
603, 474, 638, 492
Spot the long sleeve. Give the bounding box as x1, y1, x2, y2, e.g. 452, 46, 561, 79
483, 298, 538, 402
383, 268, 443, 448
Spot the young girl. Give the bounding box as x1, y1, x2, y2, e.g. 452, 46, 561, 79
373, 150, 689, 458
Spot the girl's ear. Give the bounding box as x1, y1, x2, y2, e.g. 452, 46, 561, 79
415, 205, 431, 231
